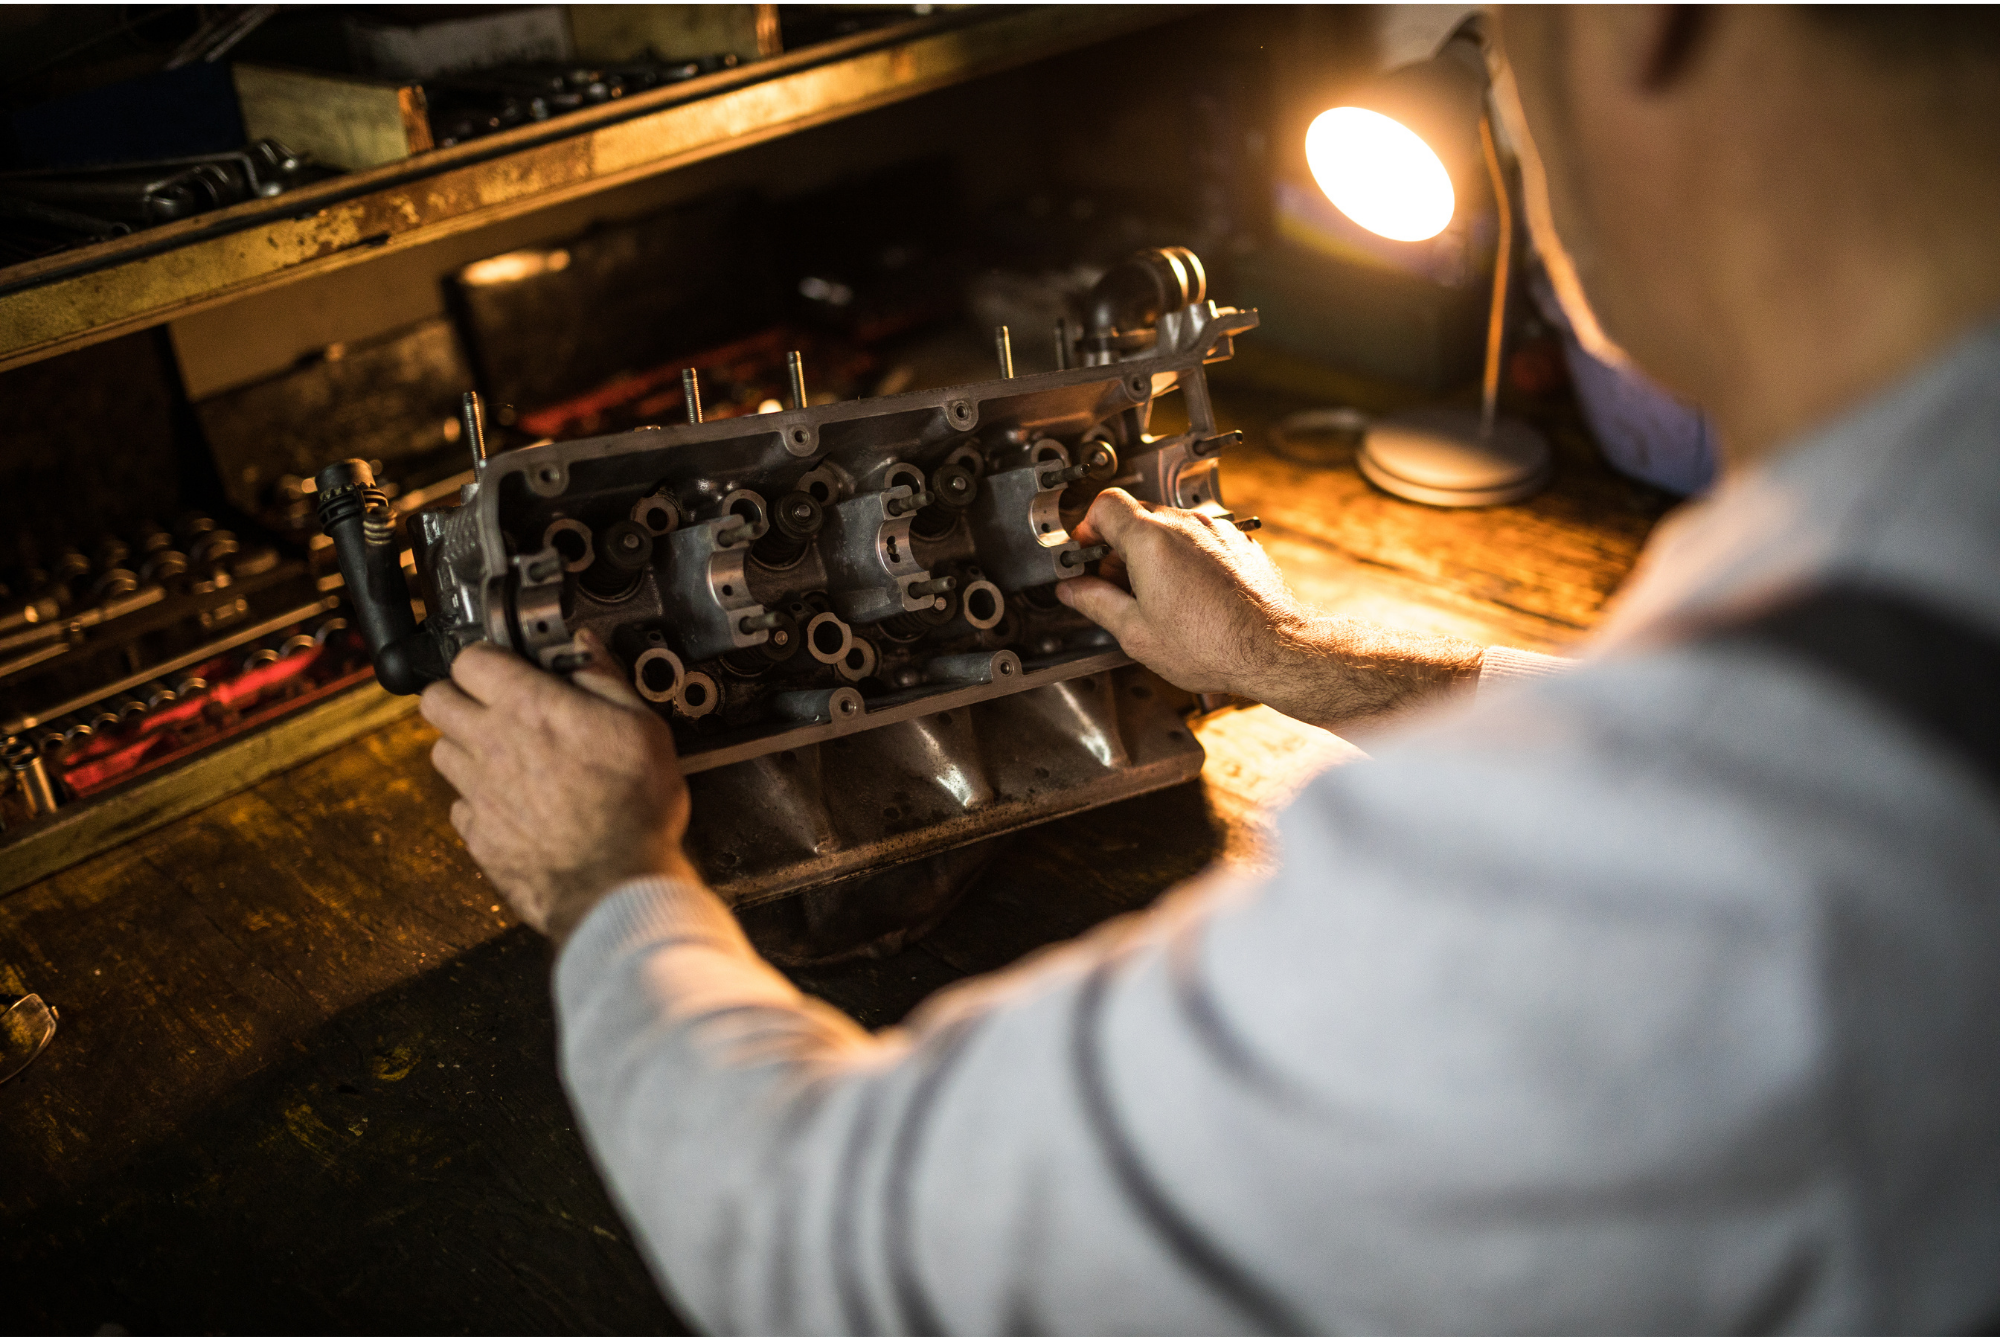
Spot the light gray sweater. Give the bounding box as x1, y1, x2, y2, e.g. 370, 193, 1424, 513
556, 324, 2000, 1333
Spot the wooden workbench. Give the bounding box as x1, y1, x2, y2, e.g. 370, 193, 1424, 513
0, 382, 1674, 1333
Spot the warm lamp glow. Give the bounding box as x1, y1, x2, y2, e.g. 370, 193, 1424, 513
1305, 106, 1455, 243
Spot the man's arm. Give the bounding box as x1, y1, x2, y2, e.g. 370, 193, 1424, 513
425, 641, 1850, 1332
1057, 489, 1490, 730
418, 570, 1870, 1332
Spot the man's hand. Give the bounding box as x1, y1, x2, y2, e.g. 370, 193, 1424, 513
420, 633, 698, 943
1057, 488, 1312, 697
1057, 489, 1485, 730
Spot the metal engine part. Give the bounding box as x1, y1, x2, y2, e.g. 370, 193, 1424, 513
316, 247, 1258, 909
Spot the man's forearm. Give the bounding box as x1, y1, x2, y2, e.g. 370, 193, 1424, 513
1242, 615, 1487, 732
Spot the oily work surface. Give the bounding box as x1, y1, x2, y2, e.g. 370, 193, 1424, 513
0, 387, 1672, 1332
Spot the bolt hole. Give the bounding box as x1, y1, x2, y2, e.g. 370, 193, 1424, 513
812, 621, 845, 655
968, 588, 997, 622
1038, 522, 1052, 533
683, 682, 708, 708
999, 661, 1014, 675
648, 631, 665, 644
720, 584, 733, 596
806, 481, 831, 502
729, 499, 762, 524
641, 659, 675, 692
550, 528, 587, 563
883, 804, 901, 819
845, 647, 867, 670
535, 620, 549, 633
839, 698, 859, 715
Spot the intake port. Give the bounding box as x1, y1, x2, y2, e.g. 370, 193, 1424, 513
542, 518, 594, 572
805, 610, 853, 664
630, 492, 681, 536
675, 671, 719, 719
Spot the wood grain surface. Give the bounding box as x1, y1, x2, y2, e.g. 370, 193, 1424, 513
0, 384, 1676, 1332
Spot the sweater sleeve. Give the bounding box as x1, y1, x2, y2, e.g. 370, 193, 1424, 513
555, 866, 1270, 1333
1478, 644, 1577, 687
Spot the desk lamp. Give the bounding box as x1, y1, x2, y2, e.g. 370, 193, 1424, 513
1304, 21, 1550, 506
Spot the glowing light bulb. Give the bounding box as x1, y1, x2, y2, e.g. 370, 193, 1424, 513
1305, 106, 1455, 243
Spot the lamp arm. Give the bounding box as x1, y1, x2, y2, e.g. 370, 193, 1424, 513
1478, 109, 1513, 442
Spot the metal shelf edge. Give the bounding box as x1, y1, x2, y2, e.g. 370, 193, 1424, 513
0, 683, 419, 897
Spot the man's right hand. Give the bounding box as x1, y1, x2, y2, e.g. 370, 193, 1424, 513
1056, 488, 1485, 731
1056, 488, 1313, 699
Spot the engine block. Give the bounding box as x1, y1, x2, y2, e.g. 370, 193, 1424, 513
316, 247, 1257, 914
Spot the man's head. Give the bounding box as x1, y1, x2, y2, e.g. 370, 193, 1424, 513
1492, 6, 2000, 468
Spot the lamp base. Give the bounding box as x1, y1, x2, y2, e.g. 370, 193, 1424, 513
1357, 406, 1551, 508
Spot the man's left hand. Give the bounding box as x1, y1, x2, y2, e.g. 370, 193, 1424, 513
420, 634, 697, 943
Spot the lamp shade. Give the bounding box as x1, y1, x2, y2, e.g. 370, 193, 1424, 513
1306, 33, 1488, 243
1305, 107, 1455, 242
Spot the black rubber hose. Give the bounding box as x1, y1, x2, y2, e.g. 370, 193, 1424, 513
314, 459, 444, 695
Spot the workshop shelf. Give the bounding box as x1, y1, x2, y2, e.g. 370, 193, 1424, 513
0, 6, 1164, 374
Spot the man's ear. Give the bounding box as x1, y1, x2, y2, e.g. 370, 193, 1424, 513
1633, 4, 1712, 91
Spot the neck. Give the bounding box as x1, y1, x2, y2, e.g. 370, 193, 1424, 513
1688, 27, 2000, 471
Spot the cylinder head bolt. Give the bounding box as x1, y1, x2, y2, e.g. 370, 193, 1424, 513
913, 463, 979, 539
753, 491, 823, 568
582, 519, 653, 599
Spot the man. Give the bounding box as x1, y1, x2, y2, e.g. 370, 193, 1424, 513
420, 7, 2000, 1331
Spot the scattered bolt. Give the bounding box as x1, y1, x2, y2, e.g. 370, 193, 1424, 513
1233, 515, 1263, 533
738, 611, 783, 634
1040, 464, 1088, 489
1060, 544, 1110, 567
909, 576, 956, 597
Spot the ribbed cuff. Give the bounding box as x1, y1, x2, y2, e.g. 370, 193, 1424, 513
556, 876, 749, 1000
1479, 645, 1577, 689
